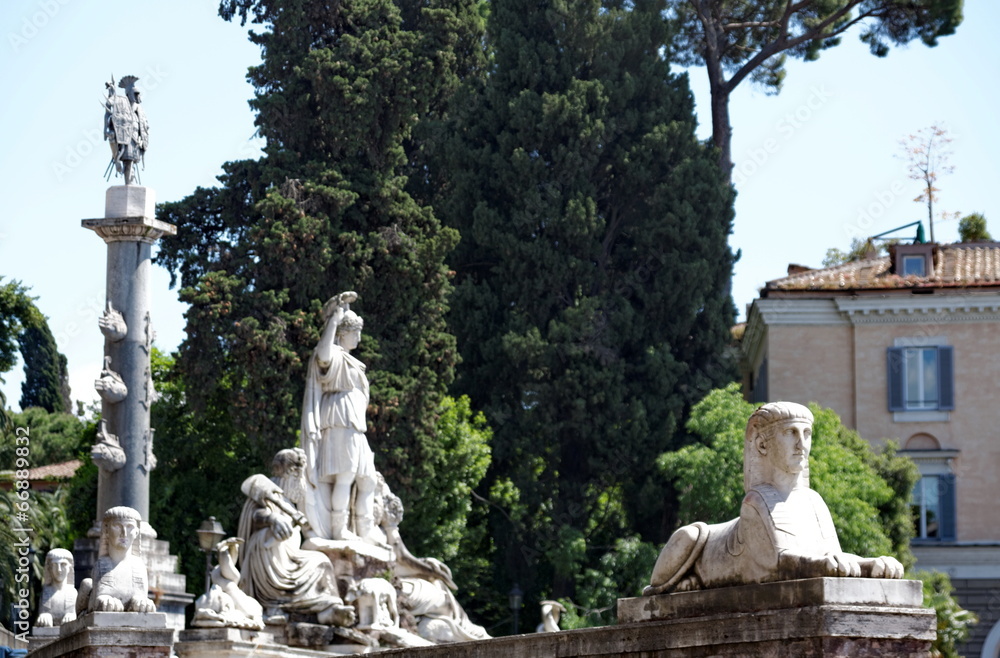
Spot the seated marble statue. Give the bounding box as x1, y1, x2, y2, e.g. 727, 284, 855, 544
370, 474, 490, 643
77, 506, 156, 614
237, 449, 355, 626
193, 537, 264, 630
645, 402, 904, 596
35, 549, 77, 627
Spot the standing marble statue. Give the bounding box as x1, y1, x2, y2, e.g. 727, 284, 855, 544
103, 75, 148, 184
645, 402, 904, 596
301, 291, 378, 542
237, 449, 356, 626
35, 549, 77, 627
76, 506, 156, 614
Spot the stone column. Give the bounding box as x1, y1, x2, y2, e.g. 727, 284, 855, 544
82, 186, 176, 526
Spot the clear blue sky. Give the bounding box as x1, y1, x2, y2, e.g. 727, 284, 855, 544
1, 0, 998, 412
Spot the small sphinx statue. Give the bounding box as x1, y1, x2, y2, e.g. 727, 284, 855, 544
76, 506, 156, 614
193, 537, 264, 630
645, 402, 904, 596
35, 549, 77, 627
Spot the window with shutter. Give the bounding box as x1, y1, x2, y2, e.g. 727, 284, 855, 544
887, 345, 954, 412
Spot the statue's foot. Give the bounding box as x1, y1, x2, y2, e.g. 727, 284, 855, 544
318, 604, 357, 627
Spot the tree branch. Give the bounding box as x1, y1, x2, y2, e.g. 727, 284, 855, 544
724, 1, 880, 93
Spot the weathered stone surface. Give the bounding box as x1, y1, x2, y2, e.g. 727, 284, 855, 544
26, 612, 172, 658
176, 627, 367, 657
105, 185, 155, 219
619, 577, 924, 623
646, 403, 904, 597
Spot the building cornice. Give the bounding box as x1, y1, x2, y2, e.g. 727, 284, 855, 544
834, 294, 1000, 324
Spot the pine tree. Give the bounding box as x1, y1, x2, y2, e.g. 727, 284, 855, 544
438, 0, 737, 600
156, 0, 489, 556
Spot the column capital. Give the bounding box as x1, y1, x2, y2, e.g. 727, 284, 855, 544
82, 216, 177, 244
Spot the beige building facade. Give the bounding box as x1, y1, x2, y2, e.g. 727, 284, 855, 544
741, 242, 1000, 657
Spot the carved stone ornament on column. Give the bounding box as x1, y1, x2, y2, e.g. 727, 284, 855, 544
95, 356, 128, 403
91, 419, 126, 472
140, 429, 157, 474
98, 301, 127, 343
141, 366, 159, 411
142, 311, 154, 355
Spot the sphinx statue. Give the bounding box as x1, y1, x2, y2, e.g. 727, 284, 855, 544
76, 506, 156, 615
193, 537, 264, 630
35, 549, 77, 627
645, 402, 904, 596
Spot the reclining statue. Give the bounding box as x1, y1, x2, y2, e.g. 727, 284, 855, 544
645, 401, 904, 596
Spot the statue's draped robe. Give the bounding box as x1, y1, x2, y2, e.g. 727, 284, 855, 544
237, 497, 343, 614
301, 345, 374, 538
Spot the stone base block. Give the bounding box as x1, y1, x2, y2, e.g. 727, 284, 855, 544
373, 578, 935, 658
617, 576, 925, 623
105, 185, 155, 219
28, 625, 60, 652
175, 627, 371, 657
26, 612, 172, 658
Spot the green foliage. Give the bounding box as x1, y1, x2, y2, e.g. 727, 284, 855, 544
0, 278, 72, 418
0, 487, 74, 627
958, 212, 991, 242
912, 570, 976, 658
156, 0, 491, 597
406, 394, 492, 563
562, 537, 660, 628
822, 238, 884, 267
659, 384, 917, 566
148, 348, 254, 595
809, 405, 916, 566
671, 0, 963, 173
0, 407, 84, 467
18, 321, 71, 414
437, 0, 737, 610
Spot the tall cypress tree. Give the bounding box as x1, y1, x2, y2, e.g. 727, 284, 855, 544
438, 0, 737, 600
0, 279, 71, 415
18, 320, 71, 414
156, 0, 488, 555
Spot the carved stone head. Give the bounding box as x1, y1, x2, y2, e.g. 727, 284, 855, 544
743, 401, 814, 492
99, 506, 143, 559
43, 549, 75, 587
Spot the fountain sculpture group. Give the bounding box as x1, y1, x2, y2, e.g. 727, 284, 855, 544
28, 75, 935, 658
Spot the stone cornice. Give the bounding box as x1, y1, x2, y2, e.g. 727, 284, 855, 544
834, 294, 1000, 324
82, 216, 177, 244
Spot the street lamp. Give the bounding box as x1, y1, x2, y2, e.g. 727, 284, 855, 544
196, 516, 226, 596
508, 583, 523, 635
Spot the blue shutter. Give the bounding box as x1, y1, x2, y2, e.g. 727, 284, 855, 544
938, 474, 957, 541
937, 346, 954, 410
887, 347, 905, 411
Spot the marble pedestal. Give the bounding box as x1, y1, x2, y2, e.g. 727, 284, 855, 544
174, 627, 372, 657
615, 577, 936, 657
25, 612, 173, 658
